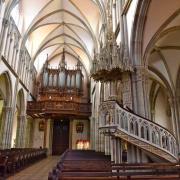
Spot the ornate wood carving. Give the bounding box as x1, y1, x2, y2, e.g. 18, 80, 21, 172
27, 49, 91, 119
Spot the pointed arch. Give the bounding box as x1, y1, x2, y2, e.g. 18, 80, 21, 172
0, 71, 12, 106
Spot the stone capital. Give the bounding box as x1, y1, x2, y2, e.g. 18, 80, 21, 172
17, 115, 26, 121
133, 66, 149, 81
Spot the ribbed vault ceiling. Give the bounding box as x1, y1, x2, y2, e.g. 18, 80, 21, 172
18, 0, 105, 74
144, 0, 180, 94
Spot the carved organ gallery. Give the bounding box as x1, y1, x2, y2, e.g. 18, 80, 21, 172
27, 49, 91, 155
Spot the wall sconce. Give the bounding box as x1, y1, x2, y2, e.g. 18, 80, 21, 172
76, 122, 84, 133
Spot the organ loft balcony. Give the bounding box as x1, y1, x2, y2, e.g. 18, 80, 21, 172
27, 50, 91, 119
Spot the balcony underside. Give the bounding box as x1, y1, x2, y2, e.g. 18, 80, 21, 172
91, 68, 125, 82
27, 101, 91, 119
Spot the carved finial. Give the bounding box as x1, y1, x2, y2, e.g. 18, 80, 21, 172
59, 48, 66, 69
76, 57, 82, 70
62, 47, 65, 61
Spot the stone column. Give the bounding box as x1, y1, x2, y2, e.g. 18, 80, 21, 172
90, 117, 95, 150
110, 137, 115, 162
16, 115, 26, 148
0, 18, 9, 58
100, 132, 105, 152
168, 97, 180, 149
117, 138, 122, 163
132, 66, 150, 118
0, 106, 13, 148
43, 119, 48, 148
105, 135, 110, 155
122, 73, 132, 109
136, 147, 141, 163
109, 81, 117, 100
95, 116, 100, 152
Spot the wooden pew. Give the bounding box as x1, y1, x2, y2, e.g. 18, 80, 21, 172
0, 155, 8, 178
0, 148, 47, 178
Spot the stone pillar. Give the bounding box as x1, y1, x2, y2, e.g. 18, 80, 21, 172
100, 132, 105, 152
132, 66, 149, 118
110, 137, 115, 162
90, 117, 95, 150
136, 147, 141, 163
43, 119, 48, 148
115, 139, 121, 163
0, 106, 13, 148
109, 81, 117, 100
95, 117, 99, 151
0, 18, 9, 58
105, 135, 109, 155
16, 115, 26, 148
122, 73, 132, 109
168, 97, 180, 150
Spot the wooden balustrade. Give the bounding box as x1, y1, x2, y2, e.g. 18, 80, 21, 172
27, 100, 91, 118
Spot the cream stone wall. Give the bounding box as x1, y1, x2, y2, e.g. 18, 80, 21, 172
0, 61, 16, 101
33, 119, 44, 148
71, 119, 90, 149
154, 89, 172, 132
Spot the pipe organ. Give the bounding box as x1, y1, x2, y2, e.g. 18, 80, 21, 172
40, 52, 84, 96
27, 50, 91, 119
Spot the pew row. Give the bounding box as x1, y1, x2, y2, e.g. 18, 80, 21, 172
0, 148, 47, 178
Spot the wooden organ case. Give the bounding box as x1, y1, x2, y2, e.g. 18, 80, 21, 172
27, 51, 91, 119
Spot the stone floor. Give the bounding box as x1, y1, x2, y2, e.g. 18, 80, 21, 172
8, 156, 59, 180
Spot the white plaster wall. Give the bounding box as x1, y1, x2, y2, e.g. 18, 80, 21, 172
154, 89, 172, 131
71, 119, 90, 149
126, 0, 138, 49
143, 0, 180, 55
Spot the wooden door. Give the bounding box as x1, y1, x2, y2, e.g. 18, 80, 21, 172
52, 120, 69, 155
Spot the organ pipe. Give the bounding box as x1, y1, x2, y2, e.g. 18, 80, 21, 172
40, 50, 84, 95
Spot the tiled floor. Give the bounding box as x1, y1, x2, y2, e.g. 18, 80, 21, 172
8, 156, 60, 180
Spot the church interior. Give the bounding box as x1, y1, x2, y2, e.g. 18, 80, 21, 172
0, 0, 180, 179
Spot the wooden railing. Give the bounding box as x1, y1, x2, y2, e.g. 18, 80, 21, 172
27, 100, 91, 118
99, 100, 178, 163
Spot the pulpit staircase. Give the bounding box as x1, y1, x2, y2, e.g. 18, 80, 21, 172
99, 100, 178, 163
